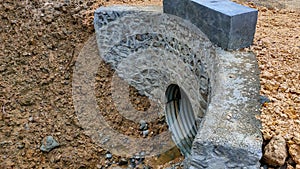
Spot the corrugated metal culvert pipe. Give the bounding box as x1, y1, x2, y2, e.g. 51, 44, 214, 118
165, 84, 198, 156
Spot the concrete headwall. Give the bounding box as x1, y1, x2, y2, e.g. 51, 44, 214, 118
94, 4, 262, 168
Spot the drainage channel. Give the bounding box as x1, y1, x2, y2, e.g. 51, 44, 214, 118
165, 84, 198, 156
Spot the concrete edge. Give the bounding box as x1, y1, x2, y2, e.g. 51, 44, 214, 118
188, 48, 263, 168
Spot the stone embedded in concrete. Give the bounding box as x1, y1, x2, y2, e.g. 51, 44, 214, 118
94, 5, 163, 29
163, 0, 258, 49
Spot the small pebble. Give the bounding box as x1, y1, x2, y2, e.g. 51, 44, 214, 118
118, 158, 128, 166
226, 113, 232, 120
24, 123, 30, 130
105, 153, 112, 159
101, 137, 110, 144
260, 165, 268, 169
139, 120, 148, 130
28, 116, 34, 122
134, 155, 140, 160
17, 142, 25, 149
142, 130, 149, 137
129, 158, 136, 168
260, 95, 270, 104
143, 165, 151, 169
140, 151, 146, 159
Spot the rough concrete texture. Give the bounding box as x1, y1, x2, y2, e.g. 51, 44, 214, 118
94, 5, 262, 168
187, 48, 262, 169
94, 5, 212, 121
163, 0, 258, 49
263, 135, 287, 166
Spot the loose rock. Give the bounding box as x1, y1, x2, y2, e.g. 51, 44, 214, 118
259, 95, 270, 104
118, 158, 128, 166
288, 144, 300, 164
40, 136, 60, 152
129, 158, 136, 168
263, 135, 288, 166
105, 152, 112, 159
139, 120, 148, 131
17, 142, 25, 149
142, 130, 149, 137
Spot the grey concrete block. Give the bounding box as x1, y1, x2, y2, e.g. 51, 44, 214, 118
163, 0, 188, 19
163, 0, 258, 49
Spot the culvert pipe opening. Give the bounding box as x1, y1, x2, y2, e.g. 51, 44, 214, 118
165, 84, 198, 156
